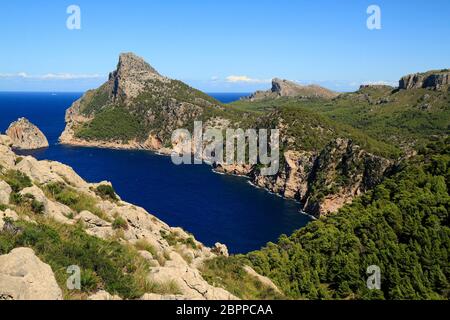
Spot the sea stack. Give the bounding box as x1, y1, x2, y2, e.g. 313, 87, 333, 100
6, 117, 49, 150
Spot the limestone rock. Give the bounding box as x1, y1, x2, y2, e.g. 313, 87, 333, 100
212, 243, 229, 257
75, 210, 111, 228
246, 78, 338, 101
6, 118, 49, 150
244, 265, 281, 294
0, 181, 12, 205
399, 69, 450, 90
140, 293, 187, 300
0, 248, 63, 300
0, 135, 13, 147
148, 266, 238, 300
88, 290, 122, 300
20, 186, 73, 224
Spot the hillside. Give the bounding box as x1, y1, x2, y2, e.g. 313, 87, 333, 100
204, 138, 450, 300
0, 134, 280, 300
231, 71, 450, 150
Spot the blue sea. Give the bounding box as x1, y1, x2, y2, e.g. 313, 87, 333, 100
0, 92, 310, 253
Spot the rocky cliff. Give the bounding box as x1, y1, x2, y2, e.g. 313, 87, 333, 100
245, 78, 338, 101
0, 133, 279, 300
217, 138, 394, 218
6, 118, 49, 150
399, 69, 450, 90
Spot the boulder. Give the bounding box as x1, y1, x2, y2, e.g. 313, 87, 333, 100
0, 181, 12, 205
213, 243, 229, 257
88, 290, 122, 300
148, 266, 238, 300
75, 210, 111, 228
0, 248, 63, 300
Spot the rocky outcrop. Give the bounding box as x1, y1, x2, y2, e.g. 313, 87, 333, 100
0, 248, 63, 300
0, 134, 252, 300
6, 118, 49, 150
246, 78, 338, 101
249, 139, 394, 217
0, 181, 12, 205
399, 69, 450, 90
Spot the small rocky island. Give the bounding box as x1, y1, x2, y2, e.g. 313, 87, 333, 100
6, 117, 49, 150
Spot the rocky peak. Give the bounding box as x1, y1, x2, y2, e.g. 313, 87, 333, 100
399, 69, 450, 90
6, 117, 49, 150
114, 52, 161, 79
108, 52, 166, 101
246, 78, 338, 101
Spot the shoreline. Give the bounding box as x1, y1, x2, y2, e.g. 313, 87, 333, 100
59, 137, 311, 215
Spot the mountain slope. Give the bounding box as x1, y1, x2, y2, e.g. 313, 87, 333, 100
231, 71, 450, 150
205, 138, 450, 300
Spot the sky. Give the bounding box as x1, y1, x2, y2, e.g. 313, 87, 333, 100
0, 0, 449, 92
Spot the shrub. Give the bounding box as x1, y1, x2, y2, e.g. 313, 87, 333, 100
0, 219, 151, 299
44, 183, 109, 221
112, 217, 128, 230
31, 200, 45, 214
95, 185, 118, 201
1, 170, 32, 192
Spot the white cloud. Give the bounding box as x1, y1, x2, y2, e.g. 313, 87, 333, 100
361, 80, 397, 87
0, 72, 104, 80
225, 75, 270, 84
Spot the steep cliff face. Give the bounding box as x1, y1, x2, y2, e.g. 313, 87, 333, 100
248, 139, 393, 217
399, 69, 450, 90
246, 78, 338, 101
6, 118, 49, 150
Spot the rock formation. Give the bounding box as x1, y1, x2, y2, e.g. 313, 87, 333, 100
245, 78, 338, 101
6, 118, 49, 150
0, 248, 63, 300
0, 134, 281, 300
220, 139, 394, 218
399, 69, 450, 90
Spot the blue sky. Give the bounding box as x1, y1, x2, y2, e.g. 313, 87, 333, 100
0, 0, 449, 92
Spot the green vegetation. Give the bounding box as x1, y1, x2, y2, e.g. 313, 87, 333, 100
231, 86, 450, 150
76, 106, 145, 142
44, 182, 108, 221
242, 139, 450, 300
160, 229, 197, 250
1, 170, 32, 192
95, 184, 118, 201
112, 216, 128, 230
257, 106, 400, 158
0, 218, 151, 299
201, 256, 285, 300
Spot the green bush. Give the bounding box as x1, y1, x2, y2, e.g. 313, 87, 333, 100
0, 219, 151, 299
76, 107, 145, 142
1, 170, 32, 192
244, 139, 450, 300
95, 185, 118, 201
112, 217, 128, 230
201, 256, 285, 300
44, 183, 108, 221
